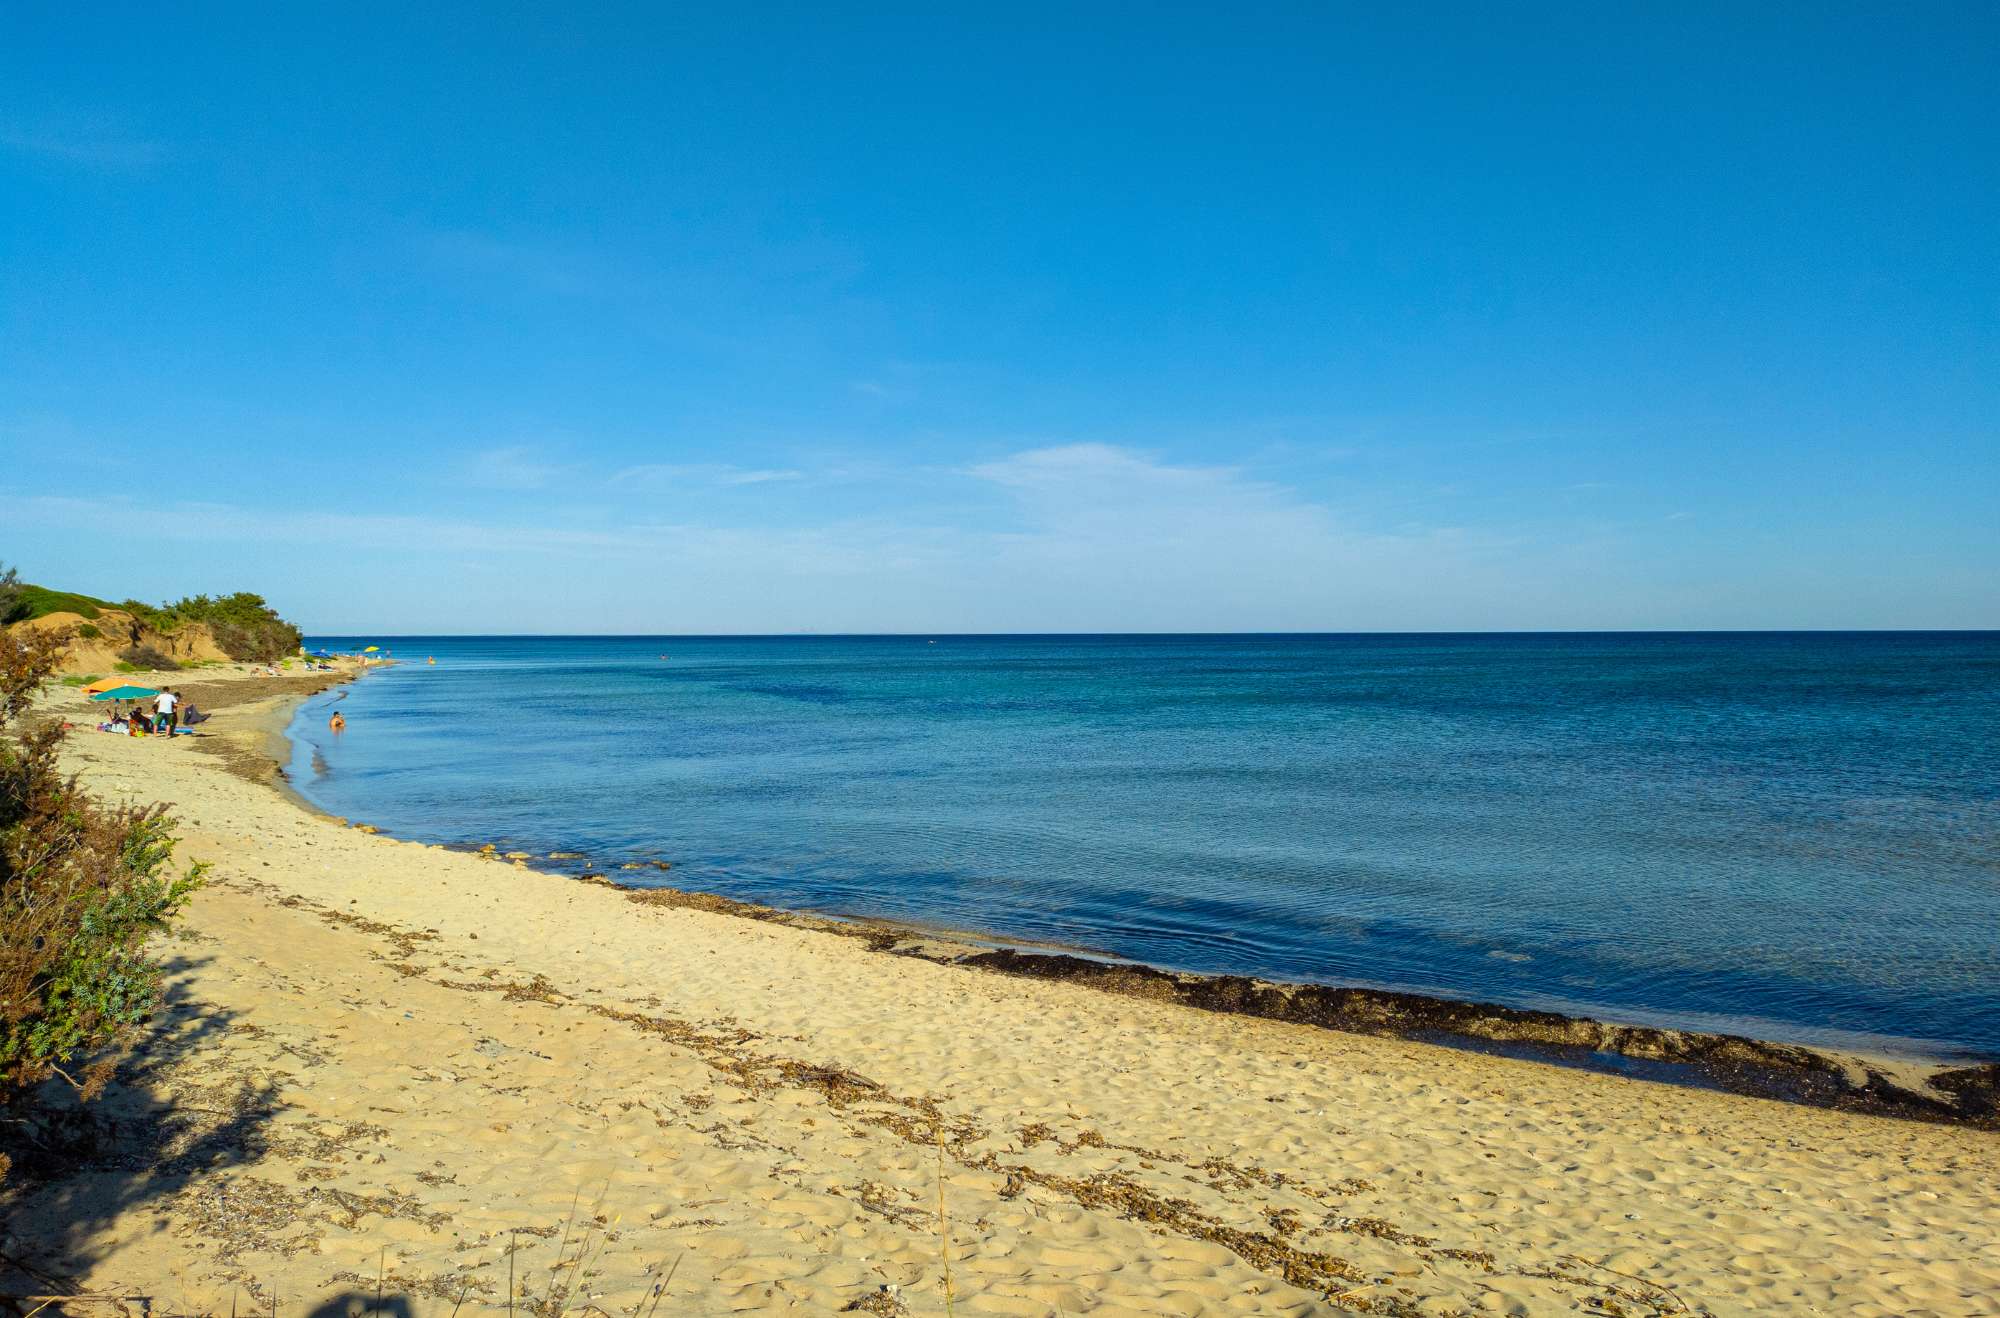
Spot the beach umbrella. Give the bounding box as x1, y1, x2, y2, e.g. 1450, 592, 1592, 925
81, 676, 126, 695
362, 645, 380, 653
89, 685, 160, 701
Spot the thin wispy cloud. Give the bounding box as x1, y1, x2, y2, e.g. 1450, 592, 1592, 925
0, 117, 162, 170
612, 463, 806, 488
418, 229, 621, 296
3, 494, 639, 557
967, 445, 1329, 535
847, 357, 963, 404
463, 444, 569, 491
971, 443, 1254, 499
11, 441, 1980, 633
955, 444, 1523, 627
6, 446, 1492, 614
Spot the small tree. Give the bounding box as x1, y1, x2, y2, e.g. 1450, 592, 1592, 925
0, 563, 21, 626
0, 623, 204, 1175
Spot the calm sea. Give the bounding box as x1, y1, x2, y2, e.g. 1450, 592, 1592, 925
288, 633, 2000, 1058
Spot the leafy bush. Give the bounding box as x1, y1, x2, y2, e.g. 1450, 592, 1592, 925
154, 593, 301, 663
0, 624, 204, 1148
116, 645, 179, 672
75, 624, 101, 640
118, 599, 166, 629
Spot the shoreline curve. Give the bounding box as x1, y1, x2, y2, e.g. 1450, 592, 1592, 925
244, 663, 2000, 1130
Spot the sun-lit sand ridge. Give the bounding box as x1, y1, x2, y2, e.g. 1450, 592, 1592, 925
7, 667, 1997, 1317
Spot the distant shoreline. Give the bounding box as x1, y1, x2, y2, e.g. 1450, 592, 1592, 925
302, 628, 2000, 639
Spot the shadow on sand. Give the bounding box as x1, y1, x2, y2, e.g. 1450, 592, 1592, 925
303, 1296, 413, 1318
1, 954, 279, 1307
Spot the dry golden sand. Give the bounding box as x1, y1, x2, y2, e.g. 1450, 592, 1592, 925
8, 670, 1998, 1316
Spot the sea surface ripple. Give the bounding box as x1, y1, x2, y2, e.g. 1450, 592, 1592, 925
289, 633, 2000, 1058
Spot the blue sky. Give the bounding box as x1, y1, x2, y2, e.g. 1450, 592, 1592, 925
3, 3, 1995, 632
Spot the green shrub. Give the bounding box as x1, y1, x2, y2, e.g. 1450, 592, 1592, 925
0, 624, 204, 1143
118, 600, 167, 630
3, 573, 301, 664
116, 645, 179, 672
153, 593, 301, 663
75, 624, 101, 640
1, 583, 111, 625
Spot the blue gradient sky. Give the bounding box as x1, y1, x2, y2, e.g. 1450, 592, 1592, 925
4, 4, 1996, 632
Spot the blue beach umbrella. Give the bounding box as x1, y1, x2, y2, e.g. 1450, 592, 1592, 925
89, 685, 160, 701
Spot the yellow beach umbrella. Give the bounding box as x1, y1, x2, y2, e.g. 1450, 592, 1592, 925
82, 676, 125, 695
362, 645, 380, 653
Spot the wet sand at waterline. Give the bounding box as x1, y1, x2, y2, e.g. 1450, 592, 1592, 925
8, 670, 1997, 1316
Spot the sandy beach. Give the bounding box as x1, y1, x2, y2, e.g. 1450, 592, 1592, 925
6, 668, 1997, 1317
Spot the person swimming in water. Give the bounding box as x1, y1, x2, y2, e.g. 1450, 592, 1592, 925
329, 711, 346, 733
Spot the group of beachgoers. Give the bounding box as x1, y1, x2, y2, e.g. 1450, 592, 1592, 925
99, 687, 206, 738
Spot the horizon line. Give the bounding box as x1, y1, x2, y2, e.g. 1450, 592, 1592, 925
298, 627, 2000, 639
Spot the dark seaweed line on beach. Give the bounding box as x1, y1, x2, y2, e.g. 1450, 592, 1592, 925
605, 882, 2000, 1130
248, 673, 1999, 1130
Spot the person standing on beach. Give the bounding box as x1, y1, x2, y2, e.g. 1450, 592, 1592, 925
155, 688, 179, 733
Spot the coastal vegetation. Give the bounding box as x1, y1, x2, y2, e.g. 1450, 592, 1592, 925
0, 575, 205, 1174
1, 566, 303, 665
115, 644, 182, 672
139, 593, 304, 663
0, 571, 109, 625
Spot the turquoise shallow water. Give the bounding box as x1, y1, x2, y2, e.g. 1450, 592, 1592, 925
288, 633, 2000, 1058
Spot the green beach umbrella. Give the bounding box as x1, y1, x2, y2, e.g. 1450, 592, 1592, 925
89, 685, 160, 701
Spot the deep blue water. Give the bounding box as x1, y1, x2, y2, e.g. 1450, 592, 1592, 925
288, 634, 2000, 1058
